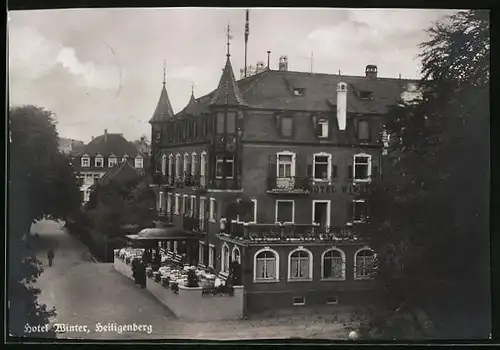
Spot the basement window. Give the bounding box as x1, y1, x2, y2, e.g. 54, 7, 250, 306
293, 88, 305, 96
293, 296, 305, 306
327, 296, 339, 305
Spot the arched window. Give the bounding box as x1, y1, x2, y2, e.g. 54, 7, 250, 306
254, 248, 279, 282
191, 152, 197, 176
354, 248, 376, 280
288, 248, 313, 281
232, 246, 241, 264
183, 153, 189, 176
161, 154, 167, 175
321, 248, 346, 280
175, 153, 181, 177
168, 154, 174, 180
221, 243, 230, 273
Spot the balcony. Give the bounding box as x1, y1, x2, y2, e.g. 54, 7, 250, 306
219, 222, 359, 243
266, 176, 312, 194
151, 172, 174, 188
182, 215, 209, 233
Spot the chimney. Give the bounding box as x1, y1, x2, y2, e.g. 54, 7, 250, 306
267, 50, 271, 68
278, 56, 288, 71
365, 64, 378, 78
336, 82, 347, 131
104, 129, 108, 143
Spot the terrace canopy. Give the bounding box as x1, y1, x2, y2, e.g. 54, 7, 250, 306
125, 226, 199, 243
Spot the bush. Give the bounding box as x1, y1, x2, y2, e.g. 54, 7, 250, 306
202, 284, 234, 297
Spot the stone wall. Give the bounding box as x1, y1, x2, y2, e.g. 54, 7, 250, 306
113, 257, 244, 321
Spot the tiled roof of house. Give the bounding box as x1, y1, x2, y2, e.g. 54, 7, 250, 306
149, 83, 175, 123
77, 133, 140, 158
90, 161, 141, 190
174, 68, 418, 118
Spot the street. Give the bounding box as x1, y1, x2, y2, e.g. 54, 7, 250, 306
29, 220, 349, 340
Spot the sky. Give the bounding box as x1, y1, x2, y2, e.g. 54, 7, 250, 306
8, 8, 458, 143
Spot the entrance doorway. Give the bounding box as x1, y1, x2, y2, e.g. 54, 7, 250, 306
312, 200, 331, 230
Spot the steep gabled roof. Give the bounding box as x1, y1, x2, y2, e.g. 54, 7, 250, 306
98, 161, 141, 187
149, 83, 175, 123
210, 56, 247, 107
176, 69, 417, 117
77, 133, 140, 158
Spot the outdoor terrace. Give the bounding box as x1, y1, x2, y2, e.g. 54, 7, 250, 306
219, 222, 362, 243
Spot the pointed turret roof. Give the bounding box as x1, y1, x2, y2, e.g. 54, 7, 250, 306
149, 84, 175, 123
210, 56, 247, 107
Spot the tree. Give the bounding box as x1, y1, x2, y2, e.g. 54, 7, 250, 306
9, 105, 82, 337
357, 10, 490, 339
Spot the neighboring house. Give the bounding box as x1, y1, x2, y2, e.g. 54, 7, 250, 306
89, 161, 142, 191
133, 136, 152, 156
74, 130, 148, 203
148, 47, 418, 316
59, 137, 85, 156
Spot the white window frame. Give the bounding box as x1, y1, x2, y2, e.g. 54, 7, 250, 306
312, 199, 331, 228
216, 156, 235, 180
175, 153, 181, 177
221, 243, 230, 274
326, 296, 339, 305
318, 120, 329, 138
199, 197, 206, 219
275, 199, 295, 224
167, 241, 172, 251
253, 247, 280, 283
173, 241, 178, 254
134, 156, 144, 169
312, 152, 332, 181
276, 151, 296, 178
198, 241, 205, 267
353, 153, 372, 182
208, 244, 215, 268
167, 193, 172, 214
183, 153, 189, 176
191, 152, 197, 176
174, 194, 180, 215
182, 194, 188, 215
354, 246, 376, 280
168, 154, 174, 177
161, 154, 167, 175
232, 246, 241, 264
81, 155, 90, 168
108, 156, 117, 168
321, 247, 346, 281
95, 155, 104, 168
158, 191, 165, 213
287, 247, 313, 282
209, 198, 217, 223
190, 195, 196, 217
200, 151, 207, 176
353, 199, 367, 223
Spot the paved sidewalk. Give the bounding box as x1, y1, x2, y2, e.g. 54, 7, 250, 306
30, 220, 349, 340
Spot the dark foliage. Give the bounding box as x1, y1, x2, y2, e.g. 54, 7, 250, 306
186, 269, 199, 288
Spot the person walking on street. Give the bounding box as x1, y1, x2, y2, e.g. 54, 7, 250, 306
47, 249, 55, 267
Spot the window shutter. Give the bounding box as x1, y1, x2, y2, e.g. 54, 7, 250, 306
268, 155, 277, 177
332, 165, 338, 178
204, 245, 209, 266
347, 200, 354, 222
348, 165, 353, 180
306, 154, 313, 178
213, 246, 218, 269
372, 165, 378, 180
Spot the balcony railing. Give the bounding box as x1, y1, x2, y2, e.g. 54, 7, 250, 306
220, 222, 358, 242
266, 176, 312, 194
183, 215, 209, 233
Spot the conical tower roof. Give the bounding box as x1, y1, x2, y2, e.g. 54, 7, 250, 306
149, 83, 175, 123
210, 56, 247, 107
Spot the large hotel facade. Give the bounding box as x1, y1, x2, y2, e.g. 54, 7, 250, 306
148, 46, 416, 315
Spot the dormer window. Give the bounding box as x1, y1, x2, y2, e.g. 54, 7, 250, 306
108, 156, 117, 168
359, 90, 374, 100
293, 88, 305, 96
95, 155, 104, 168
134, 156, 144, 169
81, 155, 90, 168
317, 119, 329, 139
